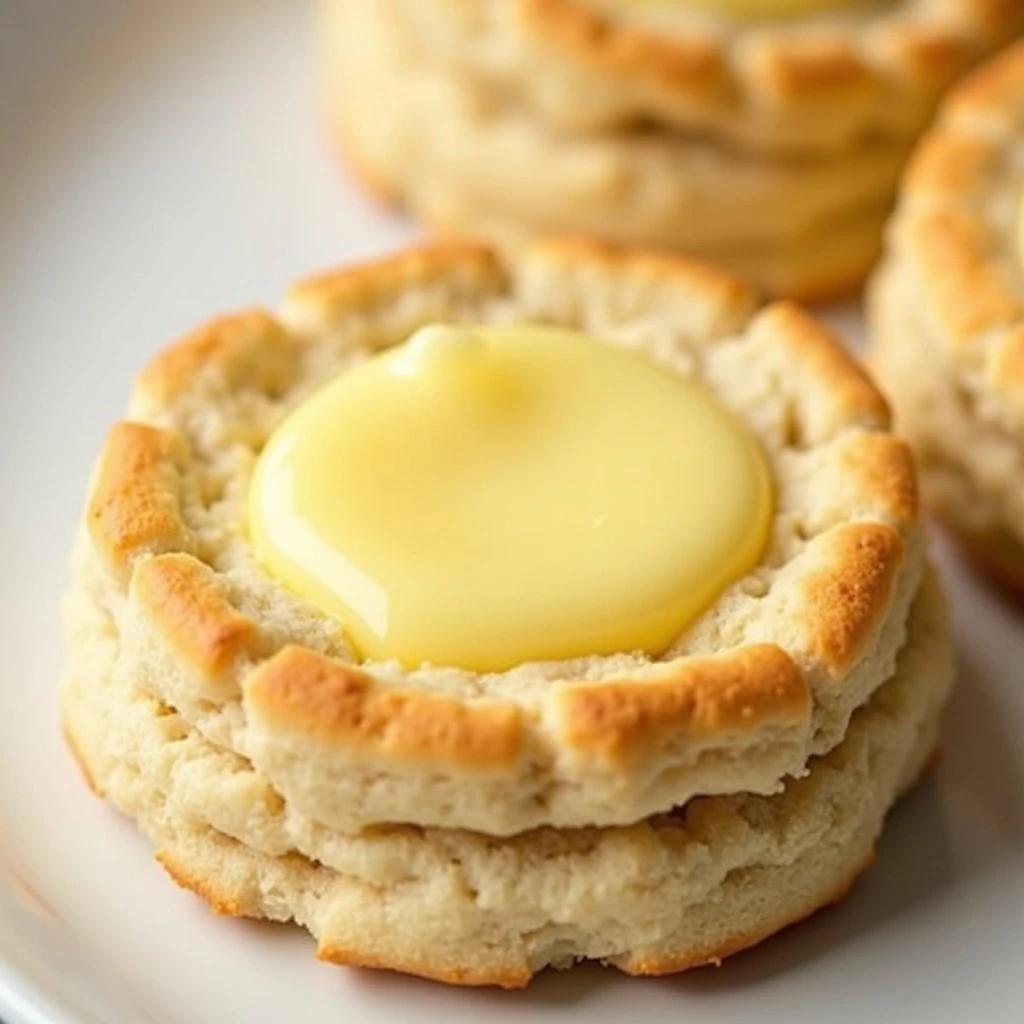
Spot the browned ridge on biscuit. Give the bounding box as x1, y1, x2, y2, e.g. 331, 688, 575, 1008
69, 236, 926, 839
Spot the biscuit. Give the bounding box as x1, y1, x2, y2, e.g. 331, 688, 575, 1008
321, 0, 1023, 297
414, 187, 894, 306
868, 41, 1024, 593
386, 0, 1021, 150
61, 562, 952, 988
68, 239, 924, 836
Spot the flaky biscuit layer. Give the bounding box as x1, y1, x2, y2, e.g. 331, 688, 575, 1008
61, 566, 951, 987
324, 0, 918, 299
868, 41, 1024, 581
74, 238, 922, 835
369, 0, 1023, 153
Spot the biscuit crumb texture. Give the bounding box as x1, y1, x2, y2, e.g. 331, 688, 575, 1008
868, 41, 1024, 591
320, 0, 1022, 298
65, 240, 925, 835
61, 571, 951, 987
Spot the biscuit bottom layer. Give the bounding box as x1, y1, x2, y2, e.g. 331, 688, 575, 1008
60, 573, 951, 988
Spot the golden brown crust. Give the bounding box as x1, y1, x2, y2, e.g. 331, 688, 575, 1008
872, 23, 970, 91
243, 646, 526, 770
944, 33, 1024, 123
520, 0, 727, 100
135, 309, 296, 407
743, 35, 873, 105
79, 238, 923, 833
556, 645, 808, 765
316, 944, 532, 990
131, 554, 255, 679
511, 0, 1022, 145
903, 127, 1001, 199
837, 433, 920, 533
801, 524, 906, 677
155, 848, 248, 918
890, 41, 1024, 384
285, 241, 508, 331
62, 549, 950, 986
86, 422, 196, 580
753, 302, 891, 437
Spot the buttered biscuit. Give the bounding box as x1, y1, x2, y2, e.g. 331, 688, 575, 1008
72, 240, 923, 836
62, 239, 951, 984
322, 0, 1023, 297
63, 554, 952, 987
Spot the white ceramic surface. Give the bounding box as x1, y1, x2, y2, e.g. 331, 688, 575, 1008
1, 2, 1022, 1022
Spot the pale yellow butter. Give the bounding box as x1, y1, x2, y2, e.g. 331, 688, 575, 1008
250, 324, 772, 671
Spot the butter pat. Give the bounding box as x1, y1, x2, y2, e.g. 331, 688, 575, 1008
250, 324, 772, 671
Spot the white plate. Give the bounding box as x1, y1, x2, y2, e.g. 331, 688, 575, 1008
1, 2, 1022, 1022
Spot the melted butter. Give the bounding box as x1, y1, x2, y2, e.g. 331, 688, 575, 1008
611, 0, 864, 17
250, 324, 772, 672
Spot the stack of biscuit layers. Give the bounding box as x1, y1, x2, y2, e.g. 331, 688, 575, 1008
62, 241, 953, 987
321, 0, 1024, 299
869, 41, 1024, 595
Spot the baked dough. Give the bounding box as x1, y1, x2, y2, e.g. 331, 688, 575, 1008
62, 556, 952, 988
69, 238, 924, 836
321, 0, 1023, 298
868, 40, 1024, 593
388, 0, 1022, 150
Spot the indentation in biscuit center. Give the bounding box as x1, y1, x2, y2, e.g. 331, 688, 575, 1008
249, 323, 773, 671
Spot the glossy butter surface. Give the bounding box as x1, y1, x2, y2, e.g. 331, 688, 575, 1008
250, 324, 772, 671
